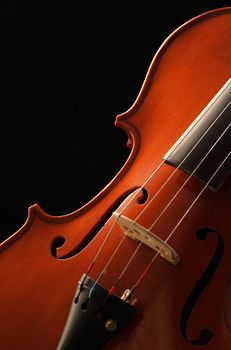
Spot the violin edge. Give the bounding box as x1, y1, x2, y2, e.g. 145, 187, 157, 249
115, 6, 231, 126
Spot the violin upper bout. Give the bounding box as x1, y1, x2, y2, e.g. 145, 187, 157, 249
0, 203, 47, 250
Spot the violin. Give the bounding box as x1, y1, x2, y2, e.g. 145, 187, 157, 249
0, 7, 231, 350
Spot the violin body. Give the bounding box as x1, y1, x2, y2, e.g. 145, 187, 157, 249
1, 7, 231, 349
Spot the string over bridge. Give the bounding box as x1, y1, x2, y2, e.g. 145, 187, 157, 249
113, 212, 180, 265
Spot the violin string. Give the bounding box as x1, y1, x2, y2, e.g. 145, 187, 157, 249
106, 121, 230, 293
128, 151, 231, 296
148, 119, 231, 231
87, 98, 230, 296
82, 160, 164, 296
121, 100, 231, 236
86, 157, 166, 296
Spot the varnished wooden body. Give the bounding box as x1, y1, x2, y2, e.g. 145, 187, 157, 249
1, 7, 231, 349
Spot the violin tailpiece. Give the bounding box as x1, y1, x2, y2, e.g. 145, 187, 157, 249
56, 274, 135, 350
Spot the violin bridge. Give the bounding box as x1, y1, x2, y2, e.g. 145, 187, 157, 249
113, 212, 180, 265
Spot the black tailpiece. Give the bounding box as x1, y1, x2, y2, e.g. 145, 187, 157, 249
56, 274, 135, 349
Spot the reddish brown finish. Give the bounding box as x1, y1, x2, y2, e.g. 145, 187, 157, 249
1, 7, 231, 350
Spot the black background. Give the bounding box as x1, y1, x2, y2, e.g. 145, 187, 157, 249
0, 1, 230, 242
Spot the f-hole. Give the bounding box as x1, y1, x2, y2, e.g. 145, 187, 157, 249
137, 188, 148, 204
51, 187, 148, 259
180, 228, 224, 345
